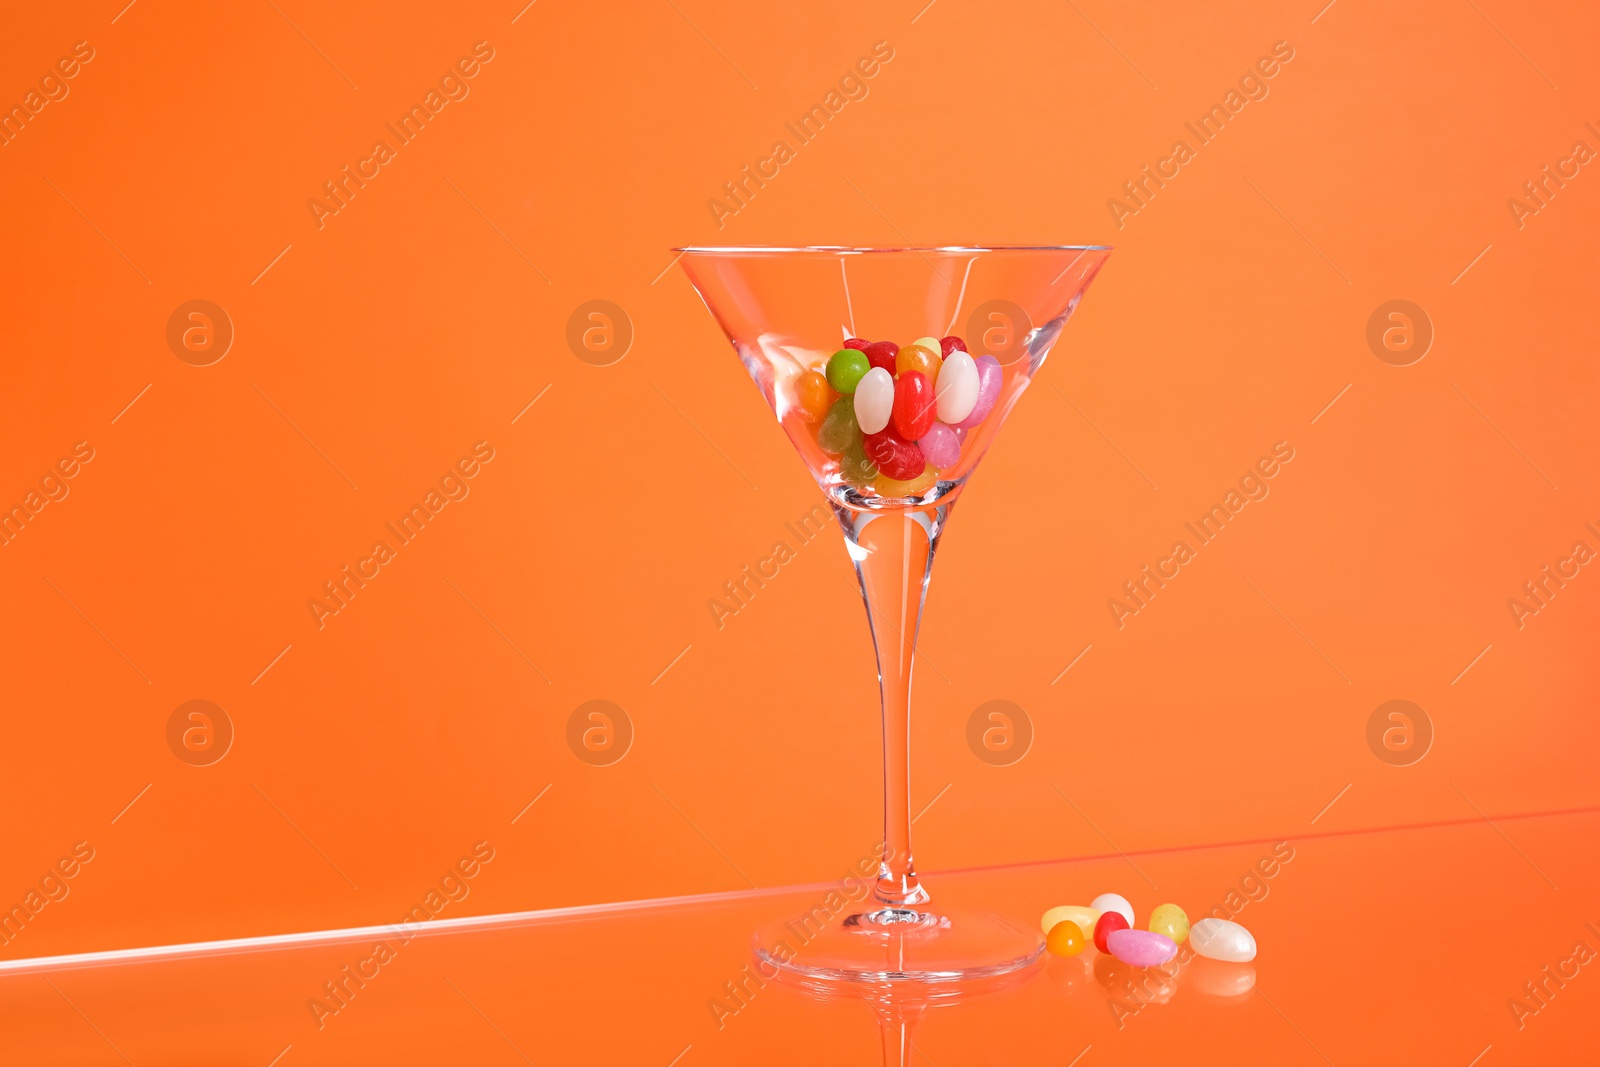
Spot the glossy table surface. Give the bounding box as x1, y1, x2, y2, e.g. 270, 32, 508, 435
3, 808, 1594, 1066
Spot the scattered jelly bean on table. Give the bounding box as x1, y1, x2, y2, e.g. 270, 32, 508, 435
1189, 918, 1256, 962
1107, 929, 1178, 967
952, 355, 1002, 429
874, 463, 936, 497
853, 367, 895, 434
933, 351, 978, 424
795, 370, 834, 424
895, 343, 942, 386
826, 348, 870, 394
1040, 905, 1101, 938
1046, 920, 1087, 957
940, 335, 967, 356
817, 397, 859, 454
1147, 903, 1190, 945
1091, 893, 1135, 927
863, 428, 925, 481
1093, 910, 1129, 953
892, 370, 935, 440
918, 422, 960, 468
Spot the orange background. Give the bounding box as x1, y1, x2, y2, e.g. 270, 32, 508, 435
1, 0, 1596, 966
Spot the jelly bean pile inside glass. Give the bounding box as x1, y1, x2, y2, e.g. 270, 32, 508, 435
796, 334, 1003, 497
1040, 894, 1257, 967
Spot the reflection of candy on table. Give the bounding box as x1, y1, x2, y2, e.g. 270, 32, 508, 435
800, 332, 1004, 497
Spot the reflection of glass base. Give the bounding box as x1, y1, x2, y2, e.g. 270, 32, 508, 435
753, 903, 1044, 983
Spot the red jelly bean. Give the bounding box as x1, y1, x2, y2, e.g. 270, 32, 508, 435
1093, 910, 1129, 953
940, 336, 968, 356
865, 341, 899, 373
893, 370, 935, 440
843, 338, 870, 351
863, 429, 925, 481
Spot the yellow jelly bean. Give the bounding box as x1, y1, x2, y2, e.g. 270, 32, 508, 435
911, 335, 944, 358
894, 343, 942, 387
1046, 920, 1086, 957
874, 464, 937, 497
1148, 903, 1190, 945
1040, 904, 1100, 938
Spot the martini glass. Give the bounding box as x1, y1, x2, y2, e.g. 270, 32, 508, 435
677, 246, 1111, 982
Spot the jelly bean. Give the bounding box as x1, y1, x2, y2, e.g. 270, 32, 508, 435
853, 367, 895, 434
817, 397, 860, 455
840, 438, 878, 485
892, 370, 935, 440
864, 341, 899, 374
918, 422, 960, 469
1189, 918, 1256, 962
1040, 905, 1100, 938
795, 370, 834, 424
953, 355, 1002, 429
933, 351, 978, 424
826, 349, 870, 394
1090, 893, 1134, 927
863, 428, 925, 481
1092, 910, 1128, 953
911, 336, 944, 359
895, 343, 942, 386
874, 464, 936, 497
939, 335, 967, 356
843, 338, 870, 351
1147, 903, 1189, 945
1106, 929, 1177, 967
1046, 919, 1086, 957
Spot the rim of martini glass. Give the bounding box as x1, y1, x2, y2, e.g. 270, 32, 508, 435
672, 243, 1113, 254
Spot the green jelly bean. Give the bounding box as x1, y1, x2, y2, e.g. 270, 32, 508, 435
841, 438, 878, 485
825, 348, 870, 394
817, 397, 860, 454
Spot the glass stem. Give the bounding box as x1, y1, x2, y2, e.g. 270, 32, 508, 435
836, 500, 950, 912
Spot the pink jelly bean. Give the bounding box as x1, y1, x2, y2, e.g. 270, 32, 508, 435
953, 355, 1002, 429
918, 422, 961, 468
1106, 929, 1178, 967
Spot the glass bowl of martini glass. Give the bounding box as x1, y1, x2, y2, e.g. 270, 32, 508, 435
678, 246, 1111, 982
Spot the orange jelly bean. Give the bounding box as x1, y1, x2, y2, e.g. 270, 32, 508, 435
1047, 919, 1087, 957
795, 370, 834, 424
894, 343, 942, 387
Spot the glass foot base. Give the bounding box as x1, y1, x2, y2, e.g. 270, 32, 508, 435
752, 902, 1044, 983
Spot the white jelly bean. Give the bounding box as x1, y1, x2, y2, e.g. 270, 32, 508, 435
1189, 918, 1257, 962
854, 367, 895, 435
1040, 904, 1101, 937
1090, 892, 1134, 927
935, 351, 979, 424
953, 355, 1002, 429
